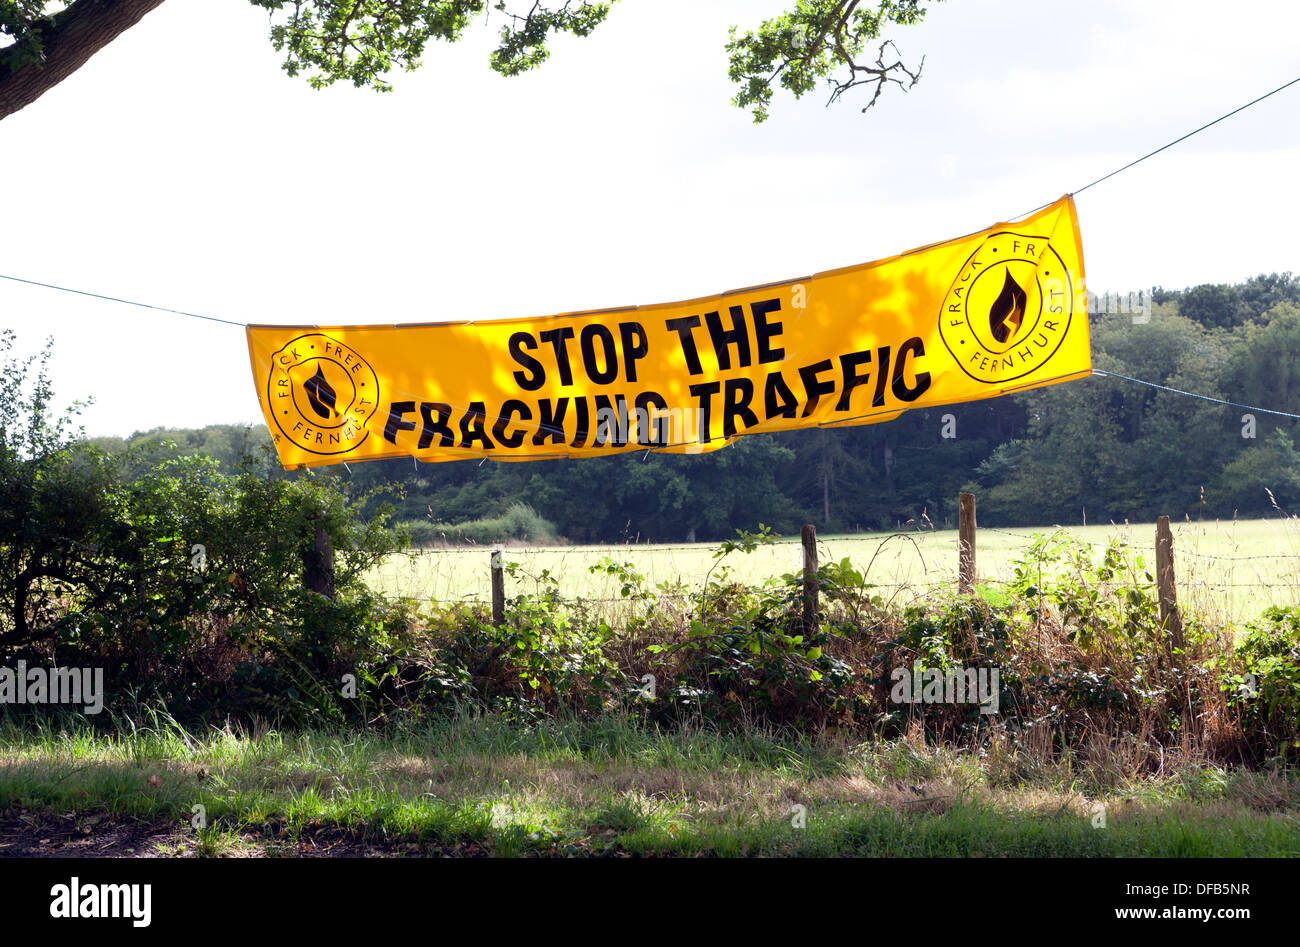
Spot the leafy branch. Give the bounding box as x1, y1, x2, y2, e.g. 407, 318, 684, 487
246, 0, 617, 91
725, 0, 940, 123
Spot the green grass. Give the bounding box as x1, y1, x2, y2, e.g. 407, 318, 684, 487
3, 709, 1297, 857
369, 517, 1300, 624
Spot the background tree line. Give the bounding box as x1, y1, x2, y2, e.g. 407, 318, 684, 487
94, 272, 1300, 543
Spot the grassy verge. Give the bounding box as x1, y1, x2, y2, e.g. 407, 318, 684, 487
2, 708, 1297, 857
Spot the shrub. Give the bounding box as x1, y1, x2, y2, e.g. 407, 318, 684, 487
642, 529, 859, 729
368, 570, 625, 717
401, 503, 559, 546
0, 332, 408, 721
1224, 606, 1300, 757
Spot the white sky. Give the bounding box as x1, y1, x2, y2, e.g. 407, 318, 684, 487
1, 0, 1298, 437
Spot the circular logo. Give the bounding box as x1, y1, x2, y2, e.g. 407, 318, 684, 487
939, 232, 1075, 384
267, 334, 380, 455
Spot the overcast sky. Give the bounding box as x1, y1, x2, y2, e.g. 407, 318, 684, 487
2, 0, 1298, 437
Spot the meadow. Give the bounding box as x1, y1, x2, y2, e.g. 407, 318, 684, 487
369, 517, 1300, 625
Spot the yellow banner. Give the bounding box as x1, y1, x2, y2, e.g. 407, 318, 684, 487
247, 196, 1089, 468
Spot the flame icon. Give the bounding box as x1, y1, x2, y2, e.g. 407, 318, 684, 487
988, 269, 1028, 344
303, 365, 337, 419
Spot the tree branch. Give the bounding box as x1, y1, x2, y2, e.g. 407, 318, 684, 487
826, 38, 923, 112
0, 0, 168, 121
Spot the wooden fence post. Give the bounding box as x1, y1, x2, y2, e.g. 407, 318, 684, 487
490, 546, 505, 626
958, 492, 976, 594
801, 524, 818, 634
1155, 516, 1183, 654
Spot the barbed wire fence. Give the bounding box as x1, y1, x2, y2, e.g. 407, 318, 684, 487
359, 504, 1300, 626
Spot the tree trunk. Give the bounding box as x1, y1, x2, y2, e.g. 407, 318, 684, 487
7, 578, 31, 648
303, 519, 335, 601
301, 518, 335, 675
0, 0, 168, 121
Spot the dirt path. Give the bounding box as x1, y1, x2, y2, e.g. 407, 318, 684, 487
0, 808, 490, 857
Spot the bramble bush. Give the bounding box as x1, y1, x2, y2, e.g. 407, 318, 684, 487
370, 525, 1289, 768
1223, 606, 1300, 759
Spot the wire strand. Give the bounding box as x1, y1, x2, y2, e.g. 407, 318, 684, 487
1091, 368, 1300, 420
1073, 73, 1300, 198
0, 273, 244, 327
1013, 72, 1300, 219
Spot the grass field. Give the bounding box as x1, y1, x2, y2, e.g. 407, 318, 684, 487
368, 517, 1300, 624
